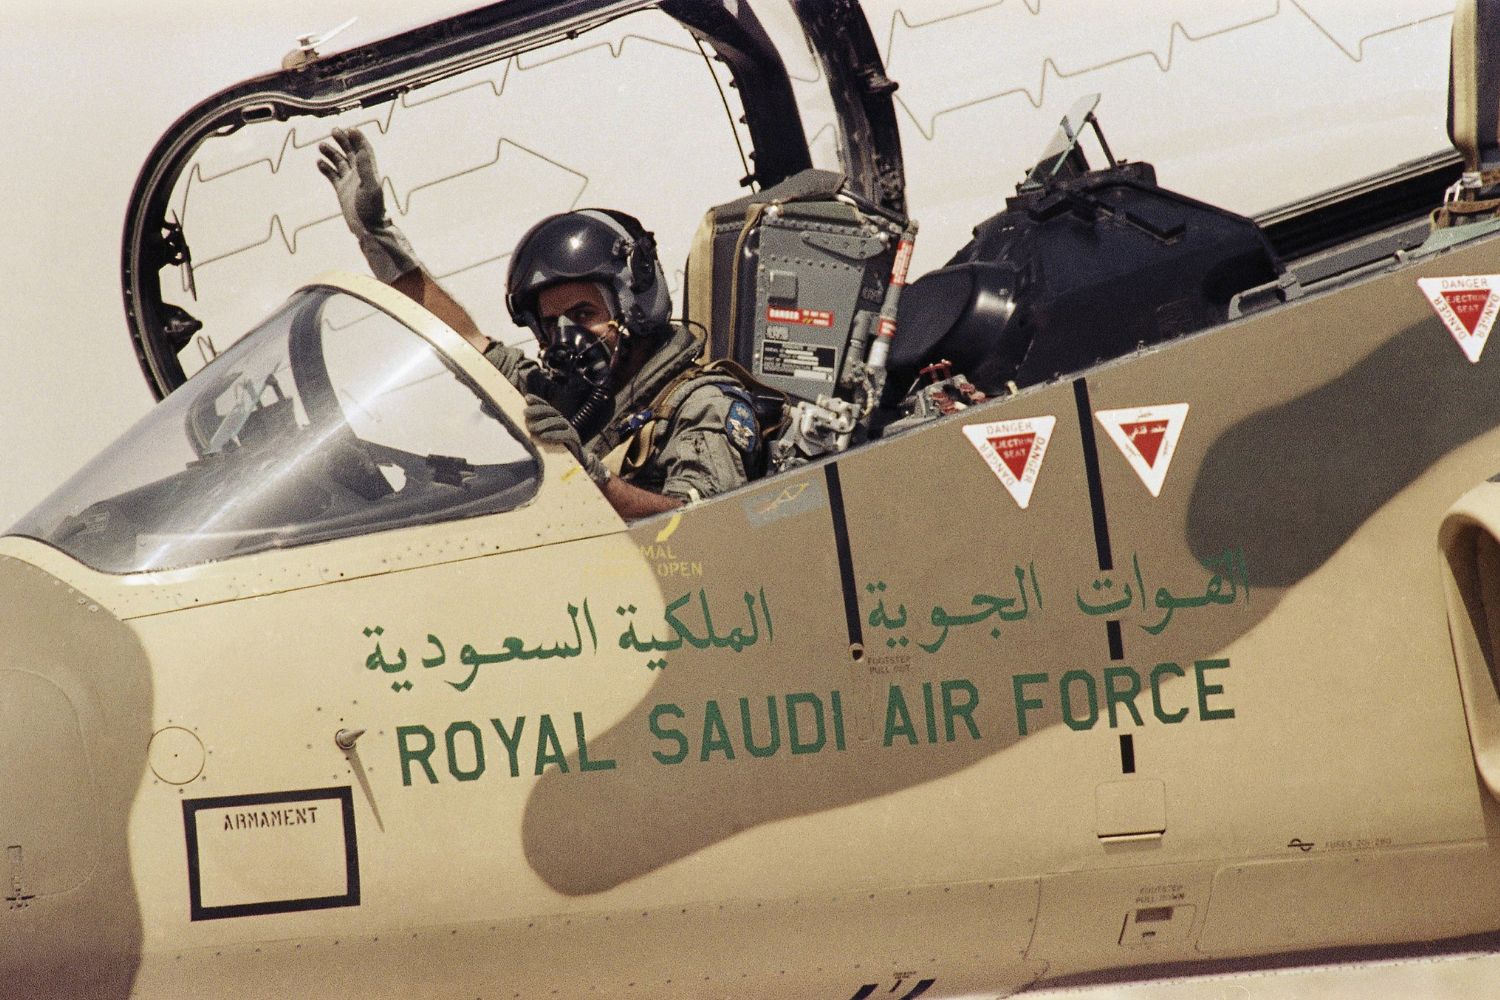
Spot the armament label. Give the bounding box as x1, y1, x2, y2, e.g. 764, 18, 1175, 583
962, 416, 1056, 509
183, 787, 358, 920
1419, 275, 1500, 363
1095, 404, 1189, 498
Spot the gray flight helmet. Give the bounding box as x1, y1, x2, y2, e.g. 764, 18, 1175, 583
505, 208, 672, 341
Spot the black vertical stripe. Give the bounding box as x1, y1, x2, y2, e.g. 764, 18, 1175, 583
1075, 379, 1133, 770
1106, 619, 1124, 661
1072, 378, 1113, 572
824, 463, 863, 649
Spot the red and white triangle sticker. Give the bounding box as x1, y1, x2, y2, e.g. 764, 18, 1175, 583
1418, 275, 1500, 363
962, 416, 1056, 509
1095, 403, 1190, 498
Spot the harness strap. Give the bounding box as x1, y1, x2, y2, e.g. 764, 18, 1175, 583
611, 366, 747, 477
1433, 195, 1500, 229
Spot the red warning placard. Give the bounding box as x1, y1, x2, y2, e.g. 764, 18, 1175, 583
766, 305, 835, 328
1418, 275, 1500, 363
991, 432, 1036, 480
1095, 404, 1190, 498
1123, 419, 1168, 468
963, 416, 1056, 509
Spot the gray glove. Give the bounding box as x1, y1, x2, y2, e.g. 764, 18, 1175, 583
524, 394, 609, 485
317, 126, 422, 282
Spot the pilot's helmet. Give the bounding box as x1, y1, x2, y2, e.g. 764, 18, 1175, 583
505, 208, 672, 342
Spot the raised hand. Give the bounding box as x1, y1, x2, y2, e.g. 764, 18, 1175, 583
316, 125, 420, 282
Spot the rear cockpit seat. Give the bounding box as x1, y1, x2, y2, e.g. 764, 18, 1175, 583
1434, 0, 1500, 231
680, 168, 914, 471
682, 168, 905, 408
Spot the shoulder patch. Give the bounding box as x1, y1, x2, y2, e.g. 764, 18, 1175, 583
725, 398, 759, 455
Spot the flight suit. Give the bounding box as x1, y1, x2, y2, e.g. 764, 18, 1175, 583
484, 325, 760, 501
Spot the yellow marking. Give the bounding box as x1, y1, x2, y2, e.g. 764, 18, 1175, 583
655, 513, 683, 543
754, 481, 809, 516
562, 465, 583, 482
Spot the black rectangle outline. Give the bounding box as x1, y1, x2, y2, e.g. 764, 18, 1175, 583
183, 785, 360, 921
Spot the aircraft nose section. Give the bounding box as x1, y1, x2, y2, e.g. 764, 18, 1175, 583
0, 552, 151, 997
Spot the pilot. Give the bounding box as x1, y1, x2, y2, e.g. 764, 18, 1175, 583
316, 126, 761, 520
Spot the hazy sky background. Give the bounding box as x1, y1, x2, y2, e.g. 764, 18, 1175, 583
0, 2, 477, 525
0, 1, 1456, 525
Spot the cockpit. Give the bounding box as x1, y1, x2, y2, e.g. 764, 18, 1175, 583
74, 0, 1477, 572
12, 280, 538, 573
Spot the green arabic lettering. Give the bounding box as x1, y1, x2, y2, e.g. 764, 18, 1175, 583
1076, 576, 1133, 617
363, 625, 408, 674
1139, 547, 1250, 635
664, 591, 710, 650
448, 644, 500, 692
582, 598, 598, 653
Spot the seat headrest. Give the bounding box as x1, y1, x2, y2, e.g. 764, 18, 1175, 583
1449, 0, 1500, 173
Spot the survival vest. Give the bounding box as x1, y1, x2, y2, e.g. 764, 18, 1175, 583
603, 358, 788, 479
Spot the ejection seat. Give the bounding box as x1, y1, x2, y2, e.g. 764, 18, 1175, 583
682, 168, 909, 396
680, 168, 909, 469
1430, 0, 1500, 235
680, 113, 1286, 460
882, 96, 1283, 413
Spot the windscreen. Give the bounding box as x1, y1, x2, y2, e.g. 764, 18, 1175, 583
11, 287, 537, 573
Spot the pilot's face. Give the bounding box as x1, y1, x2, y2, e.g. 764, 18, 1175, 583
537, 281, 618, 349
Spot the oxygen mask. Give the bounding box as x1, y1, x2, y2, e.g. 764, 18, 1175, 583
540, 316, 618, 441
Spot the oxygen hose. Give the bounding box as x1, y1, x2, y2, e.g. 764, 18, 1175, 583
563, 322, 631, 442
567, 381, 613, 441
865, 220, 919, 379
